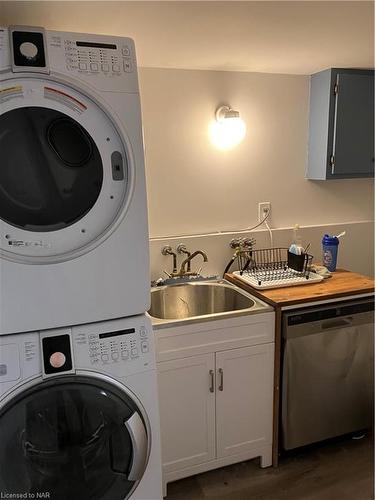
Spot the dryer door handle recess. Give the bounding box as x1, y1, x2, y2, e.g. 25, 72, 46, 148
124, 412, 148, 481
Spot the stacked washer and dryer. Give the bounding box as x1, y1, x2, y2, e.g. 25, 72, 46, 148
0, 26, 162, 499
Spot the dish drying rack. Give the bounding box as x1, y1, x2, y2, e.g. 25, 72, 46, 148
233, 247, 323, 290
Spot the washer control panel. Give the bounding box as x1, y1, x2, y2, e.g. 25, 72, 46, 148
83, 326, 149, 366
72, 317, 154, 374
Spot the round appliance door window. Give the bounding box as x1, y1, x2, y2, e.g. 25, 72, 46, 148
0, 107, 103, 231
0, 77, 133, 263
0, 376, 149, 500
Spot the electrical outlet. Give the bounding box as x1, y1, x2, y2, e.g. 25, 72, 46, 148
258, 202, 271, 222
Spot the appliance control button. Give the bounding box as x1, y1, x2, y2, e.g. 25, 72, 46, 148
139, 327, 147, 338
101, 353, 109, 362
121, 350, 129, 359
131, 347, 139, 358
123, 58, 133, 72
141, 341, 149, 353
79, 62, 87, 70
20, 41, 38, 61
112, 63, 121, 72
122, 46, 130, 56
111, 352, 119, 361
49, 352, 66, 369
101, 63, 110, 72
90, 62, 99, 71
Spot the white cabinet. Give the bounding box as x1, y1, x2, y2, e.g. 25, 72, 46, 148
216, 344, 274, 460
155, 312, 275, 495
157, 354, 216, 473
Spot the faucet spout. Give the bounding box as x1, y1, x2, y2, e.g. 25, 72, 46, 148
179, 250, 208, 275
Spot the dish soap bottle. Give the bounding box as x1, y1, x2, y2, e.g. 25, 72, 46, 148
289, 224, 303, 255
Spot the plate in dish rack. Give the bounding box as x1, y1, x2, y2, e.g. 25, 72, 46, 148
233, 270, 324, 290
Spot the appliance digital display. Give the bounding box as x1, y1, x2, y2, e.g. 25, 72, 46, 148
99, 328, 135, 339
76, 41, 117, 50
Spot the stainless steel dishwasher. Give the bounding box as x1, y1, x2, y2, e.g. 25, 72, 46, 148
281, 297, 374, 450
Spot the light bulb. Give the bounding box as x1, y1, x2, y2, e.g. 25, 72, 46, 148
209, 116, 246, 150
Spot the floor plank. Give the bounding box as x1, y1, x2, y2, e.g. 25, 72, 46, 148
165, 434, 374, 500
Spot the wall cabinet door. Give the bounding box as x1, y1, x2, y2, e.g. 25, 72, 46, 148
215, 343, 274, 458
157, 353, 216, 473
307, 68, 374, 180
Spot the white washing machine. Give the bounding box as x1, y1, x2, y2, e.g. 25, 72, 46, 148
0, 26, 150, 334
0, 315, 162, 499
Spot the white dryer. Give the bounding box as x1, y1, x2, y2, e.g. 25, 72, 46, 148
0, 26, 150, 334
0, 315, 162, 499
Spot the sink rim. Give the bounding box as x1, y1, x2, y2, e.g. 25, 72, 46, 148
148, 278, 272, 328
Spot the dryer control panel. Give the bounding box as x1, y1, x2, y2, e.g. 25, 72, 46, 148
0, 26, 139, 93
47, 30, 139, 92
64, 39, 134, 76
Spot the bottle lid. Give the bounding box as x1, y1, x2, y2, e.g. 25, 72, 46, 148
322, 234, 339, 245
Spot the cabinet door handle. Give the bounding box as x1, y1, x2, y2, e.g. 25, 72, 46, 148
209, 369, 214, 393
218, 368, 224, 391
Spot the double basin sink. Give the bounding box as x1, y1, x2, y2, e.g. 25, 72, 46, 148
148, 279, 270, 327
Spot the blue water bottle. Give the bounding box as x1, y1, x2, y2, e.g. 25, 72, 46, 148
322, 234, 339, 272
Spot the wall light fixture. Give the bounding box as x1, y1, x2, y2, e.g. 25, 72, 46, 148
209, 105, 246, 150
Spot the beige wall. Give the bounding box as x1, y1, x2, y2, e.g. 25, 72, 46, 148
138, 68, 374, 278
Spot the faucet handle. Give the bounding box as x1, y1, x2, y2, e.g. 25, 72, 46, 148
242, 237, 256, 249
161, 245, 174, 256
230, 238, 242, 249
177, 244, 190, 254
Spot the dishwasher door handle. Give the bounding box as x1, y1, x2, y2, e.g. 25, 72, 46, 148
321, 317, 353, 330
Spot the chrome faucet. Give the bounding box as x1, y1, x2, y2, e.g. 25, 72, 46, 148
175, 250, 208, 277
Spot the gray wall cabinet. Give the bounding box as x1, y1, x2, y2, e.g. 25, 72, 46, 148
307, 68, 374, 180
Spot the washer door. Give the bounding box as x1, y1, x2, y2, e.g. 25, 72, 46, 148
0, 78, 132, 263
0, 376, 150, 500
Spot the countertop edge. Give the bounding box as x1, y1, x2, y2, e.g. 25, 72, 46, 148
226, 271, 375, 308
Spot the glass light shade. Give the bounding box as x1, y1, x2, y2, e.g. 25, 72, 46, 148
209, 116, 246, 150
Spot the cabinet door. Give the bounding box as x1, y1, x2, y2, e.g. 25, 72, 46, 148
332, 73, 374, 176
157, 354, 216, 473
216, 344, 274, 459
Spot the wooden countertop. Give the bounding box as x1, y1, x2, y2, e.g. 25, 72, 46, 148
226, 269, 374, 308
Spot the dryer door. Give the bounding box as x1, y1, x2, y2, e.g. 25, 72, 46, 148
0, 376, 150, 500
0, 77, 132, 263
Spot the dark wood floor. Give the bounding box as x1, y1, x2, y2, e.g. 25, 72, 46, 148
165, 434, 374, 500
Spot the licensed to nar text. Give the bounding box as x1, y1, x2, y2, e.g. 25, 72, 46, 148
1, 493, 50, 499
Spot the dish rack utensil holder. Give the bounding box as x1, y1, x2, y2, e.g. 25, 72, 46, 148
234, 247, 319, 289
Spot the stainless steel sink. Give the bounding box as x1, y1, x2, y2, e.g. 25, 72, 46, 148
148, 279, 271, 327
